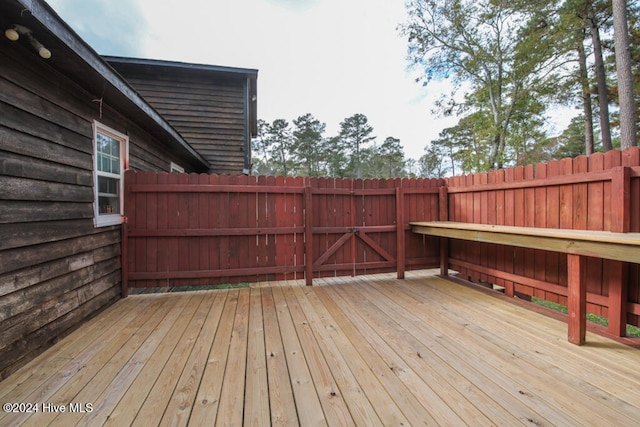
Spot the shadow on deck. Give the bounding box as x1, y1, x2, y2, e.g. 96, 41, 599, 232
1, 270, 639, 426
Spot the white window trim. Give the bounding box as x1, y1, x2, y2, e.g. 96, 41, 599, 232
93, 121, 129, 227
170, 162, 185, 173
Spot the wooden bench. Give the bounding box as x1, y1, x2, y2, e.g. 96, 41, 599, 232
410, 221, 640, 345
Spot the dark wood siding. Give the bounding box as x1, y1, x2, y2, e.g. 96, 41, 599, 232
0, 40, 203, 379
110, 64, 248, 174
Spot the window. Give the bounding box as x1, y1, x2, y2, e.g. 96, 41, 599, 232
170, 162, 185, 173
93, 122, 128, 227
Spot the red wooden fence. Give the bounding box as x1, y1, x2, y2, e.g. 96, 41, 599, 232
445, 147, 640, 329
122, 173, 442, 293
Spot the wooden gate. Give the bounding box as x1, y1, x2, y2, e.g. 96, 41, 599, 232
307, 179, 402, 282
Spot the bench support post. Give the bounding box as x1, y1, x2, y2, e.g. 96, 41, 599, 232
438, 186, 449, 277
567, 254, 587, 345
439, 238, 449, 277
608, 261, 628, 337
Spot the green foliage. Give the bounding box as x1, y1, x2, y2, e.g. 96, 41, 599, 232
378, 137, 406, 178
338, 114, 376, 178
399, 0, 639, 170
291, 113, 326, 176
251, 113, 416, 178
531, 296, 640, 337
554, 115, 594, 158
419, 144, 448, 178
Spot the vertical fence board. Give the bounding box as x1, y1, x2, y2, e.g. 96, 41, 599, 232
266, 176, 278, 280
274, 176, 286, 280
512, 166, 526, 295
586, 155, 605, 315
305, 179, 313, 285
187, 173, 200, 285
256, 175, 268, 281
544, 160, 561, 301
494, 169, 507, 292
134, 172, 148, 287
521, 165, 535, 295
533, 164, 547, 297
196, 174, 209, 286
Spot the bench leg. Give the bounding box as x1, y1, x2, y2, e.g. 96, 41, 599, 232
607, 260, 628, 337
440, 237, 449, 277
567, 254, 587, 345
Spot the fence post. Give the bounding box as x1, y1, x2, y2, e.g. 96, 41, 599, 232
121, 170, 134, 298
305, 182, 313, 286
608, 166, 631, 336
121, 220, 129, 298
396, 186, 405, 279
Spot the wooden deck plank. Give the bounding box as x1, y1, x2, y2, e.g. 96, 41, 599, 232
408, 273, 640, 383
215, 288, 250, 427
0, 297, 150, 426
243, 288, 270, 427
1, 270, 639, 426
260, 287, 299, 426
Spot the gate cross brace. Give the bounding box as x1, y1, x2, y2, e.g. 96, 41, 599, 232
313, 229, 396, 268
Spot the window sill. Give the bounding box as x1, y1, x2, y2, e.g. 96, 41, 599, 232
95, 214, 123, 227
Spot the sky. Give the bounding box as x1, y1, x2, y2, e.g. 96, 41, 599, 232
47, 0, 575, 162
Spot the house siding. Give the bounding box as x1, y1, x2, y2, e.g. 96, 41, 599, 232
0, 40, 202, 378
108, 62, 251, 174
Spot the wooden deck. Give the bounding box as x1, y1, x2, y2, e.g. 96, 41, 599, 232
1, 270, 639, 426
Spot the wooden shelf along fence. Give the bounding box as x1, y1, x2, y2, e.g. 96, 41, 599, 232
122, 147, 640, 332
444, 148, 640, 331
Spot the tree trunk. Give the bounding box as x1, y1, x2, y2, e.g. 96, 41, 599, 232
612, 0, 638, 148
577, 34, 595, 155
588, 5, 613, 152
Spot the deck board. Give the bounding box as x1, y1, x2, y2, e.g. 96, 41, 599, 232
1, 270, 640, 426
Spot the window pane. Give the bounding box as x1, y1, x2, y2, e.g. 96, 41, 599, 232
97, 132, 120, 173
97, 176, 120, 215
111, 158, 120, 174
